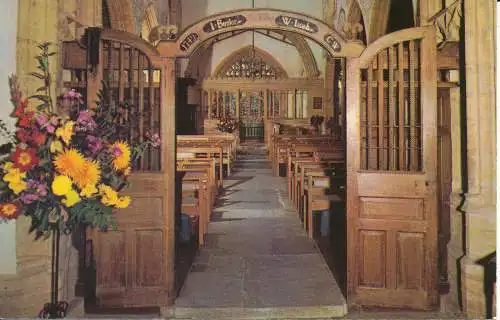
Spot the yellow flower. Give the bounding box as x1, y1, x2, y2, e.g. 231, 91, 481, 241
2, 162, 14, 171
115, 196, 131, 209
62, 189, 81, 207
52, 175, 73, 196
99, 184, 119, 206
50, 140, 64, 153
8, 180, 27, 194
80, 184, 98, 198
3, 167, 26, 183
74, 160, 100, 190
55, 121, 74, 145
53, 148, 85, 178
110, 141, 131, 171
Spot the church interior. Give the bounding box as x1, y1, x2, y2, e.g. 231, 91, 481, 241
0, 0, 496, 319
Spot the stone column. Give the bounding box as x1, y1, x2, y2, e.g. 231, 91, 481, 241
458, 0, 497, 317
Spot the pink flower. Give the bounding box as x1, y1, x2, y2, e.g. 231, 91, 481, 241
76, 111, 96, 131
86, 135, 103, 154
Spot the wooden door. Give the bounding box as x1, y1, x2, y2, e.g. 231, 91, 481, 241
77, 30, 174, 309
346, 27, 438, 309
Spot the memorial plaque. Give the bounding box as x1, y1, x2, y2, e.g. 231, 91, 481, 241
203, 15, 247, 33
324, 34, 342, 52
275, 15, 318, 33
180, 33, 199, 51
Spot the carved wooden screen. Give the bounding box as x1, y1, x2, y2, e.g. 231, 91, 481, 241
347, 27, 438, 309
101, 39, 161, 171
70, 30, 175, 309
360, 40, 422, 171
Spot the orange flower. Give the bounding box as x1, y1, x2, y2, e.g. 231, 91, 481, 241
11, 146, 39, 172
0, 203, 20, 219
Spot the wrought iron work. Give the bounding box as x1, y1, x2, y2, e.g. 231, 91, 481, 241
38, 223, 72, 319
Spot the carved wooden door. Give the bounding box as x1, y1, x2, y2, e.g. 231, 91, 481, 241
77, 29, 174, 309
346, 27, 438, 309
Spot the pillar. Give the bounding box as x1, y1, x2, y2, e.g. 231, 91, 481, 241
455, 0, 497, 317
161, 57, 176, 302
0, 0, 17, 277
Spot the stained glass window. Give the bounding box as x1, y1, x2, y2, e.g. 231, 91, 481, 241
222, 54, 284, 80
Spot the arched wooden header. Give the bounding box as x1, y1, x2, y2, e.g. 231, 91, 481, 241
164, 9, 365, 58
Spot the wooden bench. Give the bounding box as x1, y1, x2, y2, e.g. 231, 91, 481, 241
304, 174, 343, 239
178, 134, 237, 175
179, 171, 210, 246
177, 146, 224, 188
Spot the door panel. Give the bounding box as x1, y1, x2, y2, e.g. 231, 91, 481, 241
346, 27, 438, 309
81, 31, 173, 309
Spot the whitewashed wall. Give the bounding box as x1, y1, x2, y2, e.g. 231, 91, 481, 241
181, 0, 326, 78
0, 0, 18, 275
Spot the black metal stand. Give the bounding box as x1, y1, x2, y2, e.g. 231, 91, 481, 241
38, 226, 69, 319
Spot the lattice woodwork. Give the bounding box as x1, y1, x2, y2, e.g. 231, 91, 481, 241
360, 39, 422, 171
101, 39, 162, 171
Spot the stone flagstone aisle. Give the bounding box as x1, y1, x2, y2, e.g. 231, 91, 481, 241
169, 143, 346, 320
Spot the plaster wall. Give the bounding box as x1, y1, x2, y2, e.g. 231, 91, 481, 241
0, 0, 18, 278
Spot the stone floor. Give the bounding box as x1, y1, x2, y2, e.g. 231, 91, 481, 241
80, 142, 468, 320
169, 144, 346, 320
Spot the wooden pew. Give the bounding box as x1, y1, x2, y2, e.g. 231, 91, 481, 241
179, 171, 210, 246
177, 134, 237, 175
304, 173, 343, 239
177, 146, 224, 188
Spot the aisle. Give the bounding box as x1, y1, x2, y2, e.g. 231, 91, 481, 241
170, 144, 346, 319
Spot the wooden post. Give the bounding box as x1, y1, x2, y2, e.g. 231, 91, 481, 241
216, 91, 220, 118
236, 90, 240, 120
263, 89, 268, 121
208, 90, 212, 119
160, 57, 176, 303
86, 41, 103, 108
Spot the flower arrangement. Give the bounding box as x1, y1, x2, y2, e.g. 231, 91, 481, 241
215, 115, 239, 133
0, 42, 159, 238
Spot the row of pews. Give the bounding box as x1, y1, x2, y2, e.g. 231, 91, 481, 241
269, 133, 346, 239
176, 134, 238, 246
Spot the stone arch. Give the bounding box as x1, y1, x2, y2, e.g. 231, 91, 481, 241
211, 45, 289, 79
345, 0, 367, 44
184, 30, 320, 79
140, 4, 159, 41
366, 0, 391, 43
104, 0, 136, 34
172, 9, 364, 58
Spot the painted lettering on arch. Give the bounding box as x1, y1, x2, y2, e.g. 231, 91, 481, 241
324, 34, 342, 52
203, 15, 247, 33
275, 16, 318, 33
180, 33, 199, 52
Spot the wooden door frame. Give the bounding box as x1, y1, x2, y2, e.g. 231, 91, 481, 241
69, 11, 445, 311
346, 26, 439, 309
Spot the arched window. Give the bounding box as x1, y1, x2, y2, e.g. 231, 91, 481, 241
214, 46, 288, 80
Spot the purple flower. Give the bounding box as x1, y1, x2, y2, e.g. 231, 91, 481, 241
146, 132, 161, 148
112, 146, 123, 157
63, 89, 83, 101
36, 113, 56, 133
86, 135, 103, 154
76, 111, 96, 131
20, 193, 40, 204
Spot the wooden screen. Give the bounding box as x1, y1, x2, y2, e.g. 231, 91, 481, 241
101, 40, 162, 172
360, 40, 422, 171
347, 27, 438, 309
